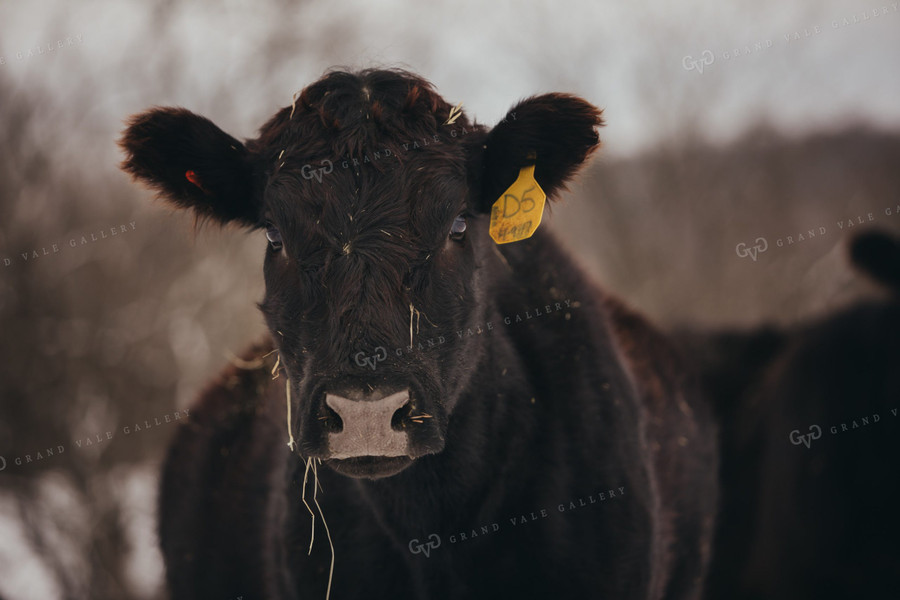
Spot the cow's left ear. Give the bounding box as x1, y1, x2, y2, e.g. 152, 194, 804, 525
474, 94, 603, 213
119, 107, 258, 227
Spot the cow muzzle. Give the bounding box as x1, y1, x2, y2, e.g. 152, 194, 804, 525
325, 390, 411, 459
317, 385, 444, 479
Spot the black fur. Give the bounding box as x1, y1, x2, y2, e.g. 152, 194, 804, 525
122, 68, 717, 600
120, 107, 257, 225
478, 93, 603, 211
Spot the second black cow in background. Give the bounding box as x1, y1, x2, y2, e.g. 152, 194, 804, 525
680, 230, 900, 600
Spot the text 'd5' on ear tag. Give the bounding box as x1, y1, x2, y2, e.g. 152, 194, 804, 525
489, 163, 546, 244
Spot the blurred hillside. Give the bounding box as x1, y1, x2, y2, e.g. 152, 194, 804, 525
0, 79, 267, 600
554, 126, 900, 327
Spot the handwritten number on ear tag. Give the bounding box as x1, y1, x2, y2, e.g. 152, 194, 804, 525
489, 163, 546, 244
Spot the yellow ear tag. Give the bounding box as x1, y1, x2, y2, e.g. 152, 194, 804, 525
489, 164, 546, 244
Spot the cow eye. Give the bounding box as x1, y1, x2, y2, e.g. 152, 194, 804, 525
449, 215, 467, 241
265, 223, 283, 251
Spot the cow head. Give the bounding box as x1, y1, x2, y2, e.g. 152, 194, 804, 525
120, 69, 602, 479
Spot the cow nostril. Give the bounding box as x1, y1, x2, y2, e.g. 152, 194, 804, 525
323, 390, 411, 431
320, 403, 343, 433
391, 401, 413, 431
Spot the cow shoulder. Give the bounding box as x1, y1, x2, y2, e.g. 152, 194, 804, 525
601, 294, 720, 595
159, 337, 292, 598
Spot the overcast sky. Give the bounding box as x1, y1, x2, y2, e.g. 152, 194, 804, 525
1, 0, 898, 162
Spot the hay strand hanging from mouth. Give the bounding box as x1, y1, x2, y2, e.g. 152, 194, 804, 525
302, 457, 317, 553
282, 358, 334, 599
312, 458, 335, 600
301, 457, 335, 600
290, 372, 334, 600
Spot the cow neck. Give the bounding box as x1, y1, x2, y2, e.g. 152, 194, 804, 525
350, 323, 522, 538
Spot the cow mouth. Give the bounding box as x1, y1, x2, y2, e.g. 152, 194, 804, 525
325, 455, 414, 479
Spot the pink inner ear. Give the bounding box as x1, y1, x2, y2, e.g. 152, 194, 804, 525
185, 170, 201, 188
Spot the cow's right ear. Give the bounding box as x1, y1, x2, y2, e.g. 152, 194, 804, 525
119, 107, 259, 227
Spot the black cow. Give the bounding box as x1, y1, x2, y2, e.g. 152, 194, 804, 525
680, 230, 900, 600
120, 68, 717, 600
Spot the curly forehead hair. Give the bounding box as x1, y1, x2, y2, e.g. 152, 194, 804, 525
249, 68, 475, 165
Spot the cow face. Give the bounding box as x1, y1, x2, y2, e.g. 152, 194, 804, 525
120, 69, 602, 479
